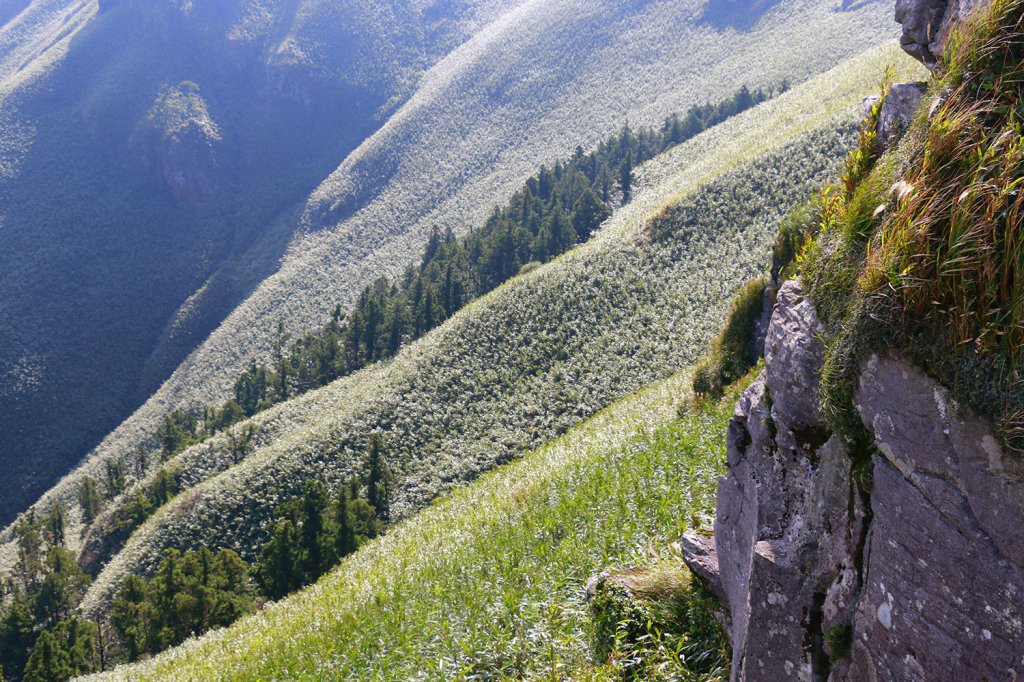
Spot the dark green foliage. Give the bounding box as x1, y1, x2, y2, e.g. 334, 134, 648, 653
619, 151, 634, 203
32, 549, 90, 629
0, 602, 35, 681
23, 620, 98, 682
255, 515, 304, 601
105, 469, 181, 556
43, 506, 66, 549
0, 521, 95, 680
589, 564, 729, 679
365, 435, 393, 522
692, 277, 769, 400
299, 482, 330, 581
78, 478, 103, 526
21, 630, 70, 682
104, 460, 128, 499
109, 548, 253, 660
256, 464, 385, 600
156, 411, 200, 462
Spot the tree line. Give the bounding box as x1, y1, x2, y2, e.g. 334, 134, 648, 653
144, 82, 781, 469
0, 82, 782, 681
0, 437, 394, 680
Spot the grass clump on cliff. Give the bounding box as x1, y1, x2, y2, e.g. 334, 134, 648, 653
802, 0, 1024, 454
692, 276, 768, 401
589, 561, 728, 680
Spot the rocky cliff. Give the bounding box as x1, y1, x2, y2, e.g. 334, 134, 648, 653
681, 1, 1024, 680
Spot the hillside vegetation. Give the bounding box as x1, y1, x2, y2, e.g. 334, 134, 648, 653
0, 0, 510, 524
87, 368, 743, 681
1, 0, 900, 546
800, 0, 1024, 457
69, 44, 922, 622
65, 85, 784, 578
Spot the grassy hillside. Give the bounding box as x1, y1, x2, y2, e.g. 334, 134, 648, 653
86, 367, 741, 681
0, 0, 509, 525
2, 0, 900, 541
66, 43, 925, 617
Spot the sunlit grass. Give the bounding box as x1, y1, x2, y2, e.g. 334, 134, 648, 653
89, 370, 750, 681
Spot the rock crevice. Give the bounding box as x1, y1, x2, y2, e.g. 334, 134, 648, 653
682, 280, 1024, 681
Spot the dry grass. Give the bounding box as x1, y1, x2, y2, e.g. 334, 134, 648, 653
803, 0, 1024, 454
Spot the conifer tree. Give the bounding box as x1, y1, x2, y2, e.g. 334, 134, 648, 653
256, 517, 303, 600
300, 482, 329, 580
22, 630, 70, 682
334, 485, 357, 559
78, 478, 102, 525
618, 151, 634, 203
366, 435, 393, 521
572, 189, 611, 241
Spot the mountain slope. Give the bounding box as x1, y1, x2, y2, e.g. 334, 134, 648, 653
86, 367, 731, 681
0, 0, 511, 524
0, 0, 898, 545
69, 43, 923, 618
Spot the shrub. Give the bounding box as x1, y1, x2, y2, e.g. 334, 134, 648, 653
692, 276, 769, 400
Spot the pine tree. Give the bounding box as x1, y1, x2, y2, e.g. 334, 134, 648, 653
366, 435, 392, 521
23, 630, 71, 682
618, 151, 634, 203
79, 478, 102, 526
256, 517, 303, 600
572, 189, 611, 242
110, 575, 148, 660
44, 505, 66, 548
0, 598, 36, 679
104, 460, 127, 498
333, 485, 357, 559
299, 482, 329, 581
13, 516, 42, 591
33, 548, 89, 629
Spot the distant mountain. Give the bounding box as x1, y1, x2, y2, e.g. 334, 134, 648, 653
0, 0, 510, 524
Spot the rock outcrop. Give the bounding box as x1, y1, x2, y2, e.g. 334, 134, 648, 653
682, 280, 1024, 680
876, 81, 927, 152
896, 0, 987, 69
132, 82, 222, 205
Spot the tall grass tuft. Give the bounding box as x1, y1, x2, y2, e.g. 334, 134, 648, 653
803, 0, 1024, 454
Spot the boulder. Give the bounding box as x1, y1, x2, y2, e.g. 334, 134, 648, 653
896, 0, 988, 69
679, 531, 724, 602
877, 82, 927, 153
895, 0, 950, 67
764, 279, 826, 435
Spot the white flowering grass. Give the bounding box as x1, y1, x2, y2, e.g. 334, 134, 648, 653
86, 369, 751, 681
2, 0, 901, 561
69, 42, 927, 616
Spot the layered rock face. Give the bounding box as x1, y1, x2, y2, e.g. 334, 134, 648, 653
682, 281, 1024, 680
680, 4, 1024, 678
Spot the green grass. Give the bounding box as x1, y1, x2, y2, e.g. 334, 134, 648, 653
1, 0, 901, 555
801, 0, 1024, 456
87, 370, 748, 681
691, 276, 768, 400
